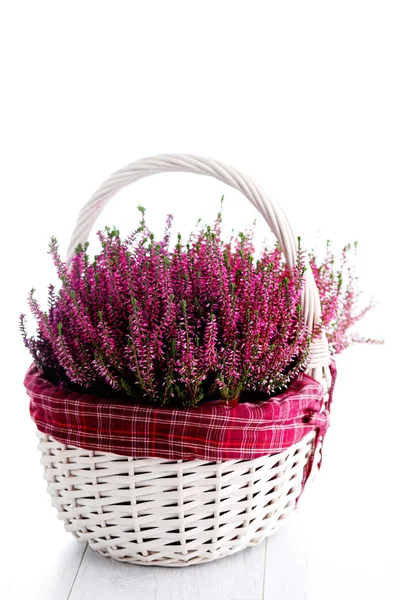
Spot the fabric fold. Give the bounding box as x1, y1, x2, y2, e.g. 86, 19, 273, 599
25, 362, 336, 462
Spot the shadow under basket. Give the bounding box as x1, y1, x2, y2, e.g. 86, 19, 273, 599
37, 429, 317, 567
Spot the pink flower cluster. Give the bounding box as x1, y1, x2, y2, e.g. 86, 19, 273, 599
309, 241, 381, 354
20, 208, 310, 406
21, 206, 379, 406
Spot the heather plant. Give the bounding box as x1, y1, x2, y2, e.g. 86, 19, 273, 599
20, 207, 311, 406
20, 205, 378, 407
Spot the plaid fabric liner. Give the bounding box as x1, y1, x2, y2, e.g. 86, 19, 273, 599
25, 362, 336, 462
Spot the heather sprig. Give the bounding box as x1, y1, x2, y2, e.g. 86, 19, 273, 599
308, 240, 382, 354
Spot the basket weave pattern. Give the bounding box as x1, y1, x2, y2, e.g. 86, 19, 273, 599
38, 430, 316, 566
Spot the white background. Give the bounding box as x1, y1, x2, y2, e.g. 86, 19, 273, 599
0, 2, 399, 599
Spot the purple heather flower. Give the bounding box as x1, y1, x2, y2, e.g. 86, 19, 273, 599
20, 204, 379, 406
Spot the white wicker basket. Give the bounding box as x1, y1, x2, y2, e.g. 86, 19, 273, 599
36, 154, 332, 566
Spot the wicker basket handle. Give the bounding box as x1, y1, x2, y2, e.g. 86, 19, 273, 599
66, 153, 331, 381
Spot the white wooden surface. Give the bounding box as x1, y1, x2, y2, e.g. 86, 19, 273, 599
68, 541, 265, 600
3, 340, 400, 600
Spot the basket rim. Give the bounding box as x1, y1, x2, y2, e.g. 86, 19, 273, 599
24, 363, 325, 413
25, 362, 334, 461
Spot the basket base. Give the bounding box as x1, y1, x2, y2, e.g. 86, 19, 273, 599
87, 514, 293, 567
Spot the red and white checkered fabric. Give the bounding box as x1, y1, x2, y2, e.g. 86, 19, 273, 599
25, 363, 335, 461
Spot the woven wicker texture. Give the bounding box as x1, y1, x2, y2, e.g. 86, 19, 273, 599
36, 155, 333, 566
38, 429, 317, 566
